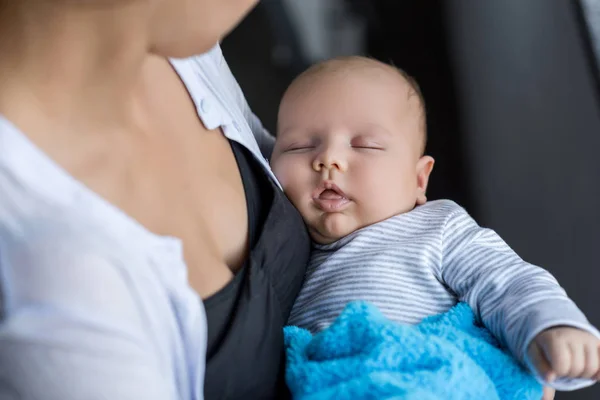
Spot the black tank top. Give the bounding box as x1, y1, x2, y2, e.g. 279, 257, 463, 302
203, 140, 310, 399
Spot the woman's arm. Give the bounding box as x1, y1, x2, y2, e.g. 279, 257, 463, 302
0, 332, 175, 400
0, 240, 181, 400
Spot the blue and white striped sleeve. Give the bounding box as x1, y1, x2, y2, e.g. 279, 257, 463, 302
440, 204, 600, 390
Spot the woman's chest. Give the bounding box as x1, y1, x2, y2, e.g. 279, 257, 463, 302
120, 127, 249, 299
114, 61, 252, 298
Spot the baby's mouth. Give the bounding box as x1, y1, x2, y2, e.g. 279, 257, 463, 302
319, 189, 345, 200
312, 183, 351, 212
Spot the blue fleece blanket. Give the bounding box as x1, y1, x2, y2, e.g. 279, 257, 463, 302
284, 302, 542, 400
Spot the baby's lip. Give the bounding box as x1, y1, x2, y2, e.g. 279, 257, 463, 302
311, 181, 349, 200
312, 182, 351, 212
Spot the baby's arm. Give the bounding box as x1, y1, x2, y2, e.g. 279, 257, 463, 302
440, 203, 599, 390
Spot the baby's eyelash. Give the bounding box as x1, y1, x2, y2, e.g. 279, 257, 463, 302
285, 145, 315, 152
352, 145, 384, 150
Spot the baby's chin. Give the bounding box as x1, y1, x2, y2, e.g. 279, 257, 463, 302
309, 213, 358, 244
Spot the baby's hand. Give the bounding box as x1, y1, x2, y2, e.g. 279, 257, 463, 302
528, 327, 600, 382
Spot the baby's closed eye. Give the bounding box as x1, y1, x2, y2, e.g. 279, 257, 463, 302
350, 137, 385, 151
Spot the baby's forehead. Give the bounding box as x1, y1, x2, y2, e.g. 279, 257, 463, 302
279, 57, 427, 151
287, 58, 420, 109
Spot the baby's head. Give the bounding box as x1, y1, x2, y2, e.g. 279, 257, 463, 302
271, 56, 435, 244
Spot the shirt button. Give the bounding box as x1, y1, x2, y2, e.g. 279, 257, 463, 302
200, 98, 211, 114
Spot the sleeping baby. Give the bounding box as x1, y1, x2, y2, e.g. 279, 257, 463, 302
270, 56, 600, 393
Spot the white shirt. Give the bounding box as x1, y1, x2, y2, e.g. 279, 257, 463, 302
0, 45, 274, 400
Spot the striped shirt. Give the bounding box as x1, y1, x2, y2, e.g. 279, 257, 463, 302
288, 199, 599, 390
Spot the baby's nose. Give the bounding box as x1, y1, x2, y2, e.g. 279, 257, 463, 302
312, 151, 348, 173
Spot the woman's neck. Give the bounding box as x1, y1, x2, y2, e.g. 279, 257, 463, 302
0, 0, 155, 138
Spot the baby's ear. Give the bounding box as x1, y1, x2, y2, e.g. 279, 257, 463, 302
415, 156, 435, 205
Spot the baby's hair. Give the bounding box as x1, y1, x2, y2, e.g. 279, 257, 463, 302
284, 56, 428, 155
389, 62, 428, 154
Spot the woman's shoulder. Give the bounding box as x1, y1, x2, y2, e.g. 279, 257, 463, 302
0, 151, 206, 374
0, 116, 163, 279
0, 117, 74, 243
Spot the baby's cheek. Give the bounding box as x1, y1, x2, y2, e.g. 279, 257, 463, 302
275, 166, 295, 192
276, 174, 303, 204
285, 185, 307, 210
272, 157, 298, 180
275, 160, 305, 185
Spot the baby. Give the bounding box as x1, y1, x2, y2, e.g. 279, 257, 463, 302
270, 56, 600, 391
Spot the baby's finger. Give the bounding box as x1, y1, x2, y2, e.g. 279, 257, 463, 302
582, 342, 600, 379
541, 339, 571, 377
567, 342, 585, 377
542, 386, 556, 400
529, 343, 556, 382
594, 346, 600, 381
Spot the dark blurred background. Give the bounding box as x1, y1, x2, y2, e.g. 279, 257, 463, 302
222, 1, 600, 398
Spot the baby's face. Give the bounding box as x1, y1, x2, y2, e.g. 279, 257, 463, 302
271, 68, 433, 244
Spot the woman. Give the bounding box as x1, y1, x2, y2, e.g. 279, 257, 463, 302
0, 0, 309, 399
